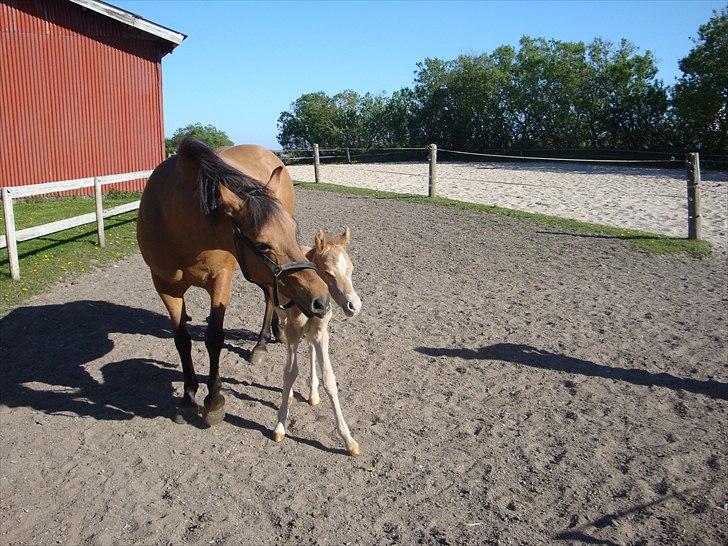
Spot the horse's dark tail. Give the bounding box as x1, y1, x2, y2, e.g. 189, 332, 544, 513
177, 137, 270, 216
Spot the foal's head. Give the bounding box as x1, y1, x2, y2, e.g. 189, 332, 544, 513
309, 227, 361, 317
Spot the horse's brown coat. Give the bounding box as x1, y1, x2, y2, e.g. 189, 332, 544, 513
137, 140, 328, 424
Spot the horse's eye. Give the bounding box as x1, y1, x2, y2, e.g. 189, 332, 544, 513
256, 243, 272, 252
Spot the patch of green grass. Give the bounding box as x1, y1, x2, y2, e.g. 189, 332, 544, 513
1, 194, 142, 316
294, 181, 712, 257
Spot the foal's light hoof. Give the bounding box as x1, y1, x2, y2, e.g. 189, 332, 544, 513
272, 430, 285, 443
249, 346, 267, 366
347, 439, 360, 456
308, 396, 320, 406
202, 407, 226, 427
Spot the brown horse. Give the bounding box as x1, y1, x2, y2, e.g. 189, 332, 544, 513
137, 138, 329, 426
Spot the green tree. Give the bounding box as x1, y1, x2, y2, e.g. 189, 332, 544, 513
277, 92, 340, 149
278, 35, 673, 152
166, 123, 233, 155
672, 8, 728, 153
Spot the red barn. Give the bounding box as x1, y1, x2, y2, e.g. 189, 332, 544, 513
0, 0, 185, 192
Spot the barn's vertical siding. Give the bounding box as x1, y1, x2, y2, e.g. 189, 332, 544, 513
0, 0, 168, 193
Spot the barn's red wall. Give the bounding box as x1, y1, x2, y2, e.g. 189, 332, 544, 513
0, 0, 167, 193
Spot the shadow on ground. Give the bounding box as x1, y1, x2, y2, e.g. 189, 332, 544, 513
416, 343, 728, 400
0, 300, 261, 421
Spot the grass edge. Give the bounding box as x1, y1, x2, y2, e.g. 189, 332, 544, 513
294, 181, 712, 258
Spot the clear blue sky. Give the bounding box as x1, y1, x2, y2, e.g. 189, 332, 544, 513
114, 0, 725, 149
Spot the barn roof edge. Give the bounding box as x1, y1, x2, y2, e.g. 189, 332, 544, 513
67, 0, 186, 50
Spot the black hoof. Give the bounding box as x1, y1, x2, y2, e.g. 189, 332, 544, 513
202, 394, 226, 427
174, 402, 199, 424
203, 408, 225, 426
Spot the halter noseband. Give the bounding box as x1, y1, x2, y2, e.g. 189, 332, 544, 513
231, 221, 318, 312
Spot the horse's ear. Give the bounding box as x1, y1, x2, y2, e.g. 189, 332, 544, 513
314, 229, 326, 252
341, 225, 350, 247
267, 165, 284, 186
216, 184, 245, 217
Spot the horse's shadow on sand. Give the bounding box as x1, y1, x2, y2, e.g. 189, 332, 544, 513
416, 344, 728, 400
0, 300, 332, 447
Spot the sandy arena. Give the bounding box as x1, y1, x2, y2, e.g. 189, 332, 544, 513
1, 189, 727, 544
288, 160, 728, 252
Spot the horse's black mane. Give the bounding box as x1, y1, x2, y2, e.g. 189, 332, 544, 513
178, 137, 282, 231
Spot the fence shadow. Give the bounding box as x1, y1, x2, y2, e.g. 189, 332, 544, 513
415, 343, 728, 400
553, 487, 700, 544
0, 300, 259, 421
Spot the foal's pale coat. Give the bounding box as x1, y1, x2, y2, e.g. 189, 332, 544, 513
273, 227, 362, 455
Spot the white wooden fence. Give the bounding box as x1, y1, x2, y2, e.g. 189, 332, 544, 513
1, 170, 152, 280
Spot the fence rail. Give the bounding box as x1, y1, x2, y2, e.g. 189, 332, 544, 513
1, 170, 152, 280
295, 143, 705, 241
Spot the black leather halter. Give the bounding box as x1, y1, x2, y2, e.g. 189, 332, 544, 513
231, 221, 318, 311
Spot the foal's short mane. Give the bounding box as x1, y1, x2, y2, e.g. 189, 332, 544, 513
178, 137, 283, 231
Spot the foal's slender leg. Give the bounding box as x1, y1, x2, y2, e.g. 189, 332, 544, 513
273, 334, 301, 442
313, 327, 360, 456
153, 276, 197, 423
250, 288, 275, 366
308, 339, 321, 406
201, 269, 233, 426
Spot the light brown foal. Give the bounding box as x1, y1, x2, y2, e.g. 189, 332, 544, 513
273, 227, 362, 455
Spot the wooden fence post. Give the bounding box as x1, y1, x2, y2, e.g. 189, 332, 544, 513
93, 176, 106, 247
428, 144, 437, 198
346, 148, 351, 164
686, 152, 702, 240
313, 143, 321, 183
2, 188, 20, 280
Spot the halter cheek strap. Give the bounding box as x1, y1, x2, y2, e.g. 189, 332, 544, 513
230, 221, 318, 312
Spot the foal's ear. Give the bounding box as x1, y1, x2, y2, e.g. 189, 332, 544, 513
341, 225, 350, 247
314, 229, 326, 252
267, 165, 285, 187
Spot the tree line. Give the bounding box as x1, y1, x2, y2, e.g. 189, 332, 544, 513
277, 9, 726, 155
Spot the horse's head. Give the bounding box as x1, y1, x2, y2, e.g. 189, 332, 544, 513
308, 226, 361, 317
218, 181, 330, 318
179, 137, 329, 317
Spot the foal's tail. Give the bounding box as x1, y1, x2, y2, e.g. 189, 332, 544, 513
177, 137, 270, 216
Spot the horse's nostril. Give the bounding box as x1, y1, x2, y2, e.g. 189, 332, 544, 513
347, 301, 356, 311
311, 298, 327, 315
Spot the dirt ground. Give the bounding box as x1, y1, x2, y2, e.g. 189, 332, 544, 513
1, 189, 726, 545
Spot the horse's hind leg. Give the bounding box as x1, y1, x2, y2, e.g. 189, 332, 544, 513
250, 288, 275, 366
271, 312, 284, 343
153, 277, 198, 423
201, 269, 233, 427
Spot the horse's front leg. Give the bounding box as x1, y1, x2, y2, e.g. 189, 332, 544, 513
312, 326, 359, 456
201, 270, 232, 426
250, 287, 275, 366
273, 334, 300, 442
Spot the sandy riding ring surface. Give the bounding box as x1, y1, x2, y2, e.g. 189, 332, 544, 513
288, 160, 728, 253
1, 189, 726, 545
